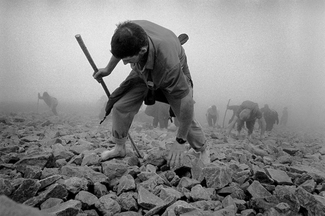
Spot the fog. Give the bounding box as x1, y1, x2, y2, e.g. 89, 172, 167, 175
1, 0, 325, 133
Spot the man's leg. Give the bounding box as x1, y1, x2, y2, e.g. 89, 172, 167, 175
166, 88, 209, 164
236, 120, 244, 137
246, 120, 256, 139
207, 115, 212, 127
101, 83, 147, 161
212, 116, 217, 127
153, 116, 159, 128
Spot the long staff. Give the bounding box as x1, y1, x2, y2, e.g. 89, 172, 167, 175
75, 34, 142, 158
222, 99, 231, 128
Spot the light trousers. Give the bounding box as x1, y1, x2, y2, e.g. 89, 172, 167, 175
111, 79, 206, 152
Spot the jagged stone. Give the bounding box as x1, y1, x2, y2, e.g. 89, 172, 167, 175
40, 197, 63, 210
247, 180, 273, 199
16, 165, 42, 179
93, 182, 109, 198
15, 153, 54, 169
95, 194, 121, 216
75, 190, 99, 209
177, 176, 200, 190
265, 168, 292, 185
221, 195, 236, 208
240, 209, 256, 216
102, 159, 128, 181
190, 184, 211, 201
139, 173, 166, 192
116, 192, 139, 212
62, 176, 89, 194
159, 187, 183, 200
60, 165, 108, 184
52, 143, 75, 161
23, 183, 68, 207
137, 185, 165, 210
273, 185, 300, 213
191, 200, 222, 211
117, 174, 136, 195
0, 178, 14, 196
300, 179, 317, 193
144, 196, 177, 216
145, 147, 168, 167
198, 163, 232, 189
38, 174, 62, 190
81, 152, 100, 166
0, 145, 19, 154
295, 186, 325, 215
11, 178, 41, 203
69, 139, 95, 155
42, 199, 82, 216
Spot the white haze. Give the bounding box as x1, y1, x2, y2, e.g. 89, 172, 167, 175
1, 0, 325, 134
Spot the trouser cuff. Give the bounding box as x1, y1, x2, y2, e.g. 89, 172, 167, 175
113, 136, 128, 145
193, 140, 207, 152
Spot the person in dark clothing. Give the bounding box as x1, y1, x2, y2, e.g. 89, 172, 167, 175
226, 100, 266, 139
145, 102, 170, 129
280, 107, 288, 126
261, 104, 278, 132
38, 92, 58, 115
265, 109, 279, 131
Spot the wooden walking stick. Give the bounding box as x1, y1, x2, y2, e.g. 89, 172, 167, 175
222, 99, 231, 128
75, 34, 142, 158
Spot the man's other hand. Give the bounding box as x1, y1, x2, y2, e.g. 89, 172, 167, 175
93, 68, 110, 80
167, 141, 186, 169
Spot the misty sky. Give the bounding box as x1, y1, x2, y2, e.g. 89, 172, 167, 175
1, 0, 325, 130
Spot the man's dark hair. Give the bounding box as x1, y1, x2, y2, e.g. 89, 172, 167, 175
111, 21, 148, 59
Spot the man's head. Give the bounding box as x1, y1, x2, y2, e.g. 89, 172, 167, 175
111, 21, 149, 63
239, 109, 251, 121
212, 105, 217, 111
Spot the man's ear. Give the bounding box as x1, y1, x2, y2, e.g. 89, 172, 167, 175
139, 46, 148, 55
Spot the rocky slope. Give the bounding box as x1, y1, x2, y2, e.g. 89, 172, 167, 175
0, 111, 325, 216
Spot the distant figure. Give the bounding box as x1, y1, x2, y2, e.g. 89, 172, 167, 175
260, 104, 271, 116
226, 100, 266, 139
227, 105, 240, 124
145, 102, 170, 129
266, 109, 279, 131
261, 104, 278, 132
206, 105, 219, 128
38, 92, 58, 115
280, 107, 288, 126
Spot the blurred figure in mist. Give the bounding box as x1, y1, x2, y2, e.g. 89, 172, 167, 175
206, 105, 219, 128
226, 100, 266, 140
261, 104, 279, 132
266, 109, 279, 131
145, 101, 170, 129
38, 92, 58, 115
280, 107, 289, 127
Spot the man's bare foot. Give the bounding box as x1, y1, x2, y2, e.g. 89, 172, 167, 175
188, 147, 210, 165
101, 145, 126, 161
199, 147, 210, 164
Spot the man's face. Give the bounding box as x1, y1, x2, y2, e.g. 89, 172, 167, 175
122, 54, 140, 65
121, 46, 147, 65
